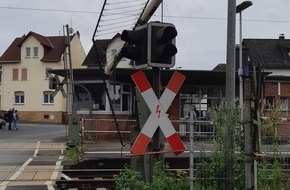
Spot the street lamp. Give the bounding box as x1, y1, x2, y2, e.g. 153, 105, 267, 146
236, 1, 253, 189
236, 1, 253, 107
236, 1, 252, 109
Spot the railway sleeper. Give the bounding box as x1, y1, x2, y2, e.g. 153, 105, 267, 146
56, 178, 115, 190
62, 169, 121, 179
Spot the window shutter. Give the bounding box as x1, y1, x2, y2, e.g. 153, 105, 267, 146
21, 68, 27, 81
12, 69, 18, 81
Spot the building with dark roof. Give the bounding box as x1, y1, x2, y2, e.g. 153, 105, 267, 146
244, 35, 290, 137
244, 34, 290, 70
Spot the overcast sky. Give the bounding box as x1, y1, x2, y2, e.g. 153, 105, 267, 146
1, 0, 290, 70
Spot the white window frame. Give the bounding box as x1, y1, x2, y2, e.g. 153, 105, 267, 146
33, 47, 38, 57
106, 83, 132, 113
280, 97, 288, 111
265, 96, 275, 110
121, 84, 131, 112
26, 47, 31, 57
43, 91, 54, 104
75, 81, 132, 114
14, 91, 24, 104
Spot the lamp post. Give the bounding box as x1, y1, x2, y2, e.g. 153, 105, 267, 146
236, 1, 252, 110
236, 1, 253, 189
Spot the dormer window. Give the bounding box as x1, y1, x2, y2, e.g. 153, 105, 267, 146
26, 47, 31, 57
33, 47, 38, 57
277, 45, 290, 62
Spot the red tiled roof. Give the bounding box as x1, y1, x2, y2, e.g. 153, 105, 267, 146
0, 37, 23, 63
41, 36, 66, 62
18, 31, 53, 48
0, 31, 72, 63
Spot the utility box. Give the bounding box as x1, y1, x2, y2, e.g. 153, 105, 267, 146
68, 115, 81, 143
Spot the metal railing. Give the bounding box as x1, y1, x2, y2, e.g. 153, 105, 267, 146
80, 117, 290, 189
80, 118, 214, 142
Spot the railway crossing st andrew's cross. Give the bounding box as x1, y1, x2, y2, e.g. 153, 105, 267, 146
131, 70, 186, 156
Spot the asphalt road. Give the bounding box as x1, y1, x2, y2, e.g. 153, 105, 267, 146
0, 123, 67, 143
0, 123, 67, 190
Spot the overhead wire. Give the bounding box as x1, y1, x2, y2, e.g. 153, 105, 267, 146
108, 0, 145, 5
105, 4, 145, 11
98, 23, 135, 33
93, 7, 125, 150
100, 15, 136, 24
165, 0, 199, 68
1, 6, 290, 24
92, 0, 149, 153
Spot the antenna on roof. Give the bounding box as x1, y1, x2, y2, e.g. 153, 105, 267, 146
69, 19, 74, 34
69, 27, 74, 34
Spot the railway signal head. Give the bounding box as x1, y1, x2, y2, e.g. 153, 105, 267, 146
120, 24, 148, 69
148, 22, 177, 68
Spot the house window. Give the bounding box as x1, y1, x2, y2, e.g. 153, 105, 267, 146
280, 97, 288, 111
43, 91, 54, 104
108, 84, 121, 111
122, 84, 131, 111
107, 83, 132, 112
265, 96, 275, 110
33, 47, 38, 57
21, 68, 27, 81
26, 47, 31, 57
12, 69, 18, 81
14, 91, 24, 104
74, 82, 132, 113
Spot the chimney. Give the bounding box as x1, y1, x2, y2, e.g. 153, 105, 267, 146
279, 34, 285, 39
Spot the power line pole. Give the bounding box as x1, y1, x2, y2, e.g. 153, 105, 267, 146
225, 0, 236, 189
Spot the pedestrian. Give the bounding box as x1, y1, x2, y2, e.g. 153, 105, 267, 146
7, 108, 13, 130
12, 110, 18, 130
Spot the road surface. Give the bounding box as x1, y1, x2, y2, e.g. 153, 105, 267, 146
0, 123, 66, 190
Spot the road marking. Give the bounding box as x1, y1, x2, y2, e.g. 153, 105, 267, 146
45, 146, 65, 190
0, 142, 65, 189
0, 157, 33, 188
46, 154, 64, 188
33, 141, 41, 157
0, 142, 40, 188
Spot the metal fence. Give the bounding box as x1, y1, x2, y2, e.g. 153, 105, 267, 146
80, 118, 290, 189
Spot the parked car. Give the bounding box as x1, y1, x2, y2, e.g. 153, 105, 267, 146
0, 110, 8, 122
0, 118, 6, 129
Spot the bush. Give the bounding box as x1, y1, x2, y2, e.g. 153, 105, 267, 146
114, 161, 189, 190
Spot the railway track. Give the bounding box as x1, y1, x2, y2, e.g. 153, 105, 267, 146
56, 156, 190, 190
56, 169, 120, 190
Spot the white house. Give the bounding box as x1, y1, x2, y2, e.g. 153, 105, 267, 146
0, 31, 86, 123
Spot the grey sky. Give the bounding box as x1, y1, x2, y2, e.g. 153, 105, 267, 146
1, 0, 290, 70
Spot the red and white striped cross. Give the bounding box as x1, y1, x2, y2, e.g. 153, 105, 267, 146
131, 70, 186, 156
